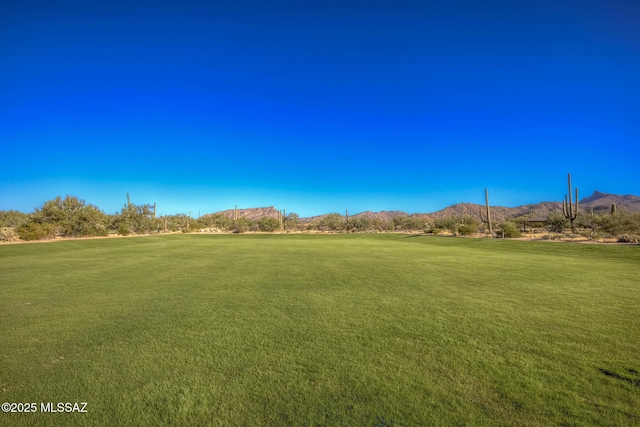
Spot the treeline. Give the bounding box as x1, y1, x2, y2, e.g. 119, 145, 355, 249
544, 211, 640, 240
0, 196, 201, 241
2, 195, 640, 242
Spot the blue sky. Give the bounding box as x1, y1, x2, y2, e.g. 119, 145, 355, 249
1, 0, 638, 217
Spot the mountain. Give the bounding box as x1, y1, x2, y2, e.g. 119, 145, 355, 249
579, 191, 640, 213
205, 192, 639, 222
208, 206, 281, 221
351, 211, 408, 221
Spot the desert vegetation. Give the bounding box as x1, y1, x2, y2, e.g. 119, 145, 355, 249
2, 191, 640, 243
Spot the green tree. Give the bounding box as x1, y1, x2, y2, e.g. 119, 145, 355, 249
351, 217, 371, 232
17, 222, 54, 241
30, 195, 107, 237
457, 216, 479, 236
595, 212, 640, 237
497, 220, 522, 238
284, 213, 299, 231
547, 212, 569, 233
0, 210, 29, 228
434, 217, 459, 235
232, 217, 250, 233
113, 203, 156, 235
320, 213, 343, 231
258, 217, 280, 232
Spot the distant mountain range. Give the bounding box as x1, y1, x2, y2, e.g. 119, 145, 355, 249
207, 191, 640, 222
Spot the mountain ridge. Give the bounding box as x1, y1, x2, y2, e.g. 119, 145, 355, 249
205, 191, 640, 222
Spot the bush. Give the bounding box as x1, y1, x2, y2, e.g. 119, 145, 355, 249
547, 212, 569, 233
434, 217, 460, 235
0, 210, 29, 228
17, 222, 54, 241
117, 223, 130, 236
617, 234, 640, 243
0, 227, 19, 242
498, 221, 522, 238
457, 224, 477, 236
258, 217, 280, 232
79, 227, 108, 237
232, 218, 250, 233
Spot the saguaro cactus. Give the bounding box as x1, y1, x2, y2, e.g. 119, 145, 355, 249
562, 173, 579, 233
479, 189, 494, 237
611, 203, 617, 215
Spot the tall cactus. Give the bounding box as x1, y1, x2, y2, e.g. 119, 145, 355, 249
479, 189, 494, 237
611, 203, 617, 215
562, 173, 579, 233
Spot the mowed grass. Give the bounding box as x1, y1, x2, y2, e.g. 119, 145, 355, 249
1, 234, 639, 426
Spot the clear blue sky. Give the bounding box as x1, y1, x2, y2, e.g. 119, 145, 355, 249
1, 0, 638, 217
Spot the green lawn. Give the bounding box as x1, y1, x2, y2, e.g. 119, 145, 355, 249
1, 234, 639, 426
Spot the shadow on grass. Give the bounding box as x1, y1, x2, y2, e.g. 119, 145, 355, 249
599, 368, 640, 386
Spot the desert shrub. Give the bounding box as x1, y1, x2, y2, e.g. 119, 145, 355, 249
394, 216, 427, 231
258, 217, 280, 232
0, 227, 19, 242
547, 212, 569, 233
498, 221, 522, 238
595, 212, 640, 237
0, 210, 29, 228
79, 227, 108, 237
457, 217, 479, 236
617, 234, 640, 243
458, 224, 477, 236
17, 222, 54, 241
30, 195, 108, 237
320, 213, 344, 231
350, 217, 371, 232
117, 223, 130, 236
434, 217, 459, 235
232, 218, 250, 233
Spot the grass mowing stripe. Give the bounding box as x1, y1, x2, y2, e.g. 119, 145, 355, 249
1, 234, 639, 426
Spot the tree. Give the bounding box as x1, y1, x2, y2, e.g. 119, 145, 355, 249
434, 216, 460, 235
29, 195, 107, 237
547, 212, 569, 233
0, 210, 29, 228
232, 217, 250, 233
258, 217, 280, 232
284, 213, 299, 231
320, 213, 343, 231
458, 216, 479, 236
497, 220, 522, 238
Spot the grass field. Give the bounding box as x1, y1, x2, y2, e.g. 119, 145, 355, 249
1, 234, 639, 426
